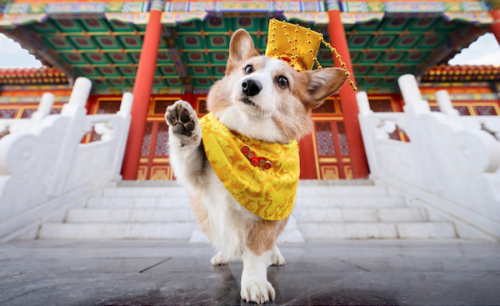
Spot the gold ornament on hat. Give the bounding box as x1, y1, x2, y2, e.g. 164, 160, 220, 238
265, 19, 357, 91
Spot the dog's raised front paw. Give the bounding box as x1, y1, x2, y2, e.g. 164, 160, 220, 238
165, 100, 199, 138
241, 279, 275, 304
211, 251, 229, 266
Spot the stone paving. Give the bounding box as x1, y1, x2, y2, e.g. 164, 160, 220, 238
0, 240, 499, 305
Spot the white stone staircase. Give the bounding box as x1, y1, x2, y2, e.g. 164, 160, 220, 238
294, 181, 456, 239
38, 181, 196, 240
38, 180, 458, 240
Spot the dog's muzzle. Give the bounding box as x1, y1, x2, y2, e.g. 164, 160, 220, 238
242, 79, 262, 97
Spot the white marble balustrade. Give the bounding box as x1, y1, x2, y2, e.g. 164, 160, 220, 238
0, 77, 133, 241
357, 74, 500, 241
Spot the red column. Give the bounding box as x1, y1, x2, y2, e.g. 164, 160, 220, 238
121, 9, 163, 180
327, 9, 370, 179
299, 135, 318, 179
492, 10, 500, 44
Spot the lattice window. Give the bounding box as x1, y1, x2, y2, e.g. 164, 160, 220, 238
51, 108, 62, 115
155, 122, 169, 156
198, 98, 209, 115
337, 121, 350, 155
154, 99, 176, 114
22, 107, 61, 119
369, 99, 393, 112
315, 121, 335, 156
474, 106, 497, 116
21, 108, 37, 118
454, 106, 471, 116
0, 109, 17, 118
313, 99, 336, 113
97, 100, 121, 114
141, 122, 153, 156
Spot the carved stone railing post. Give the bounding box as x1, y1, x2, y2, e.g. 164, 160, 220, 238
113, 92, 133, 178
47, 77, 91, 196
356, 91, 372, 116
436, 90, 460, 118
398, 74, 430, 114
31, 93, 55, 125
356, 91, 378, 178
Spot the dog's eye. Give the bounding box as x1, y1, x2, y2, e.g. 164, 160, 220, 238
244, 65, 253, 74
277, 76, 289, 89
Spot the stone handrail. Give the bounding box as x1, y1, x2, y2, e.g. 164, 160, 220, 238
0, 77, 133, 241
357, 74, 500, 241
0, 92, 55, 136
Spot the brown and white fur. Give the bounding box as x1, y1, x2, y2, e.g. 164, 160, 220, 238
165, 29, 347, 304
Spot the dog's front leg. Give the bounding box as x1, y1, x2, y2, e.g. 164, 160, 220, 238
240, 248, 275, 304
165, 100, 205, 188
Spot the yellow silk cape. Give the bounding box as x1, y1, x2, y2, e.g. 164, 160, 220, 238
199, 113, 300, 221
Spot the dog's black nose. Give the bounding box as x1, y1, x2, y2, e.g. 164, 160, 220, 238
242, 79, 262, 97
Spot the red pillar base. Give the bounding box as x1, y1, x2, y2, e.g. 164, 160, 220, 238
328, 9, 370, 179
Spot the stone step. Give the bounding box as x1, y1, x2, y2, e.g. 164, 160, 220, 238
296, 185, 388, 197
299, 222, 457, 240
86, 197, 190, 209
102, 187, 188, 198
38, 223, 196, 240
298, 179, 374, 186
66, 208, 195, 223
116, 179, 374, 188
87, 195, 405, 209
294, 196, 406, 208
102, 185, 389, 198
293, 207, 427, 223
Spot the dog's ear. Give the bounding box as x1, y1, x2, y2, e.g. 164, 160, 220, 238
303, 68, 348, 108
227, 29, 258, 74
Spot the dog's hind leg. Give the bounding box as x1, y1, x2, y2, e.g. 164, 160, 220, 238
165, 100, 206, 188
271, 245, 285, 266
211, 251, 229, 266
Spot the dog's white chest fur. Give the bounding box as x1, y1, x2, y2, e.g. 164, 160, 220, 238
219, 106, 288, 144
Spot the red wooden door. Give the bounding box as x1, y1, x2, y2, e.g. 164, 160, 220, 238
308, 97, 353, 179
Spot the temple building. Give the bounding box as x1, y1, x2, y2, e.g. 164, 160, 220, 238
2, 0, 500, 243
1, 0, 500, 181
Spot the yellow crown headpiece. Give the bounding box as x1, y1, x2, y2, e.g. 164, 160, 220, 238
265, 19, 356, 91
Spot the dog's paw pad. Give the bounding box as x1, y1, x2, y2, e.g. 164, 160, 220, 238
165, 100, 197, 137
210, 252, 228, 266
241, 279, 275, 304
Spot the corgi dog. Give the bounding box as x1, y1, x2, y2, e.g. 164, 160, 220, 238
165, 28, 347, 304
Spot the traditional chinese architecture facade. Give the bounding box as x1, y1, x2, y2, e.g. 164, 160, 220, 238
1, 0, 500, 181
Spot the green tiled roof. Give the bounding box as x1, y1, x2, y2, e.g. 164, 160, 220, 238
0, 1, 490, 92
